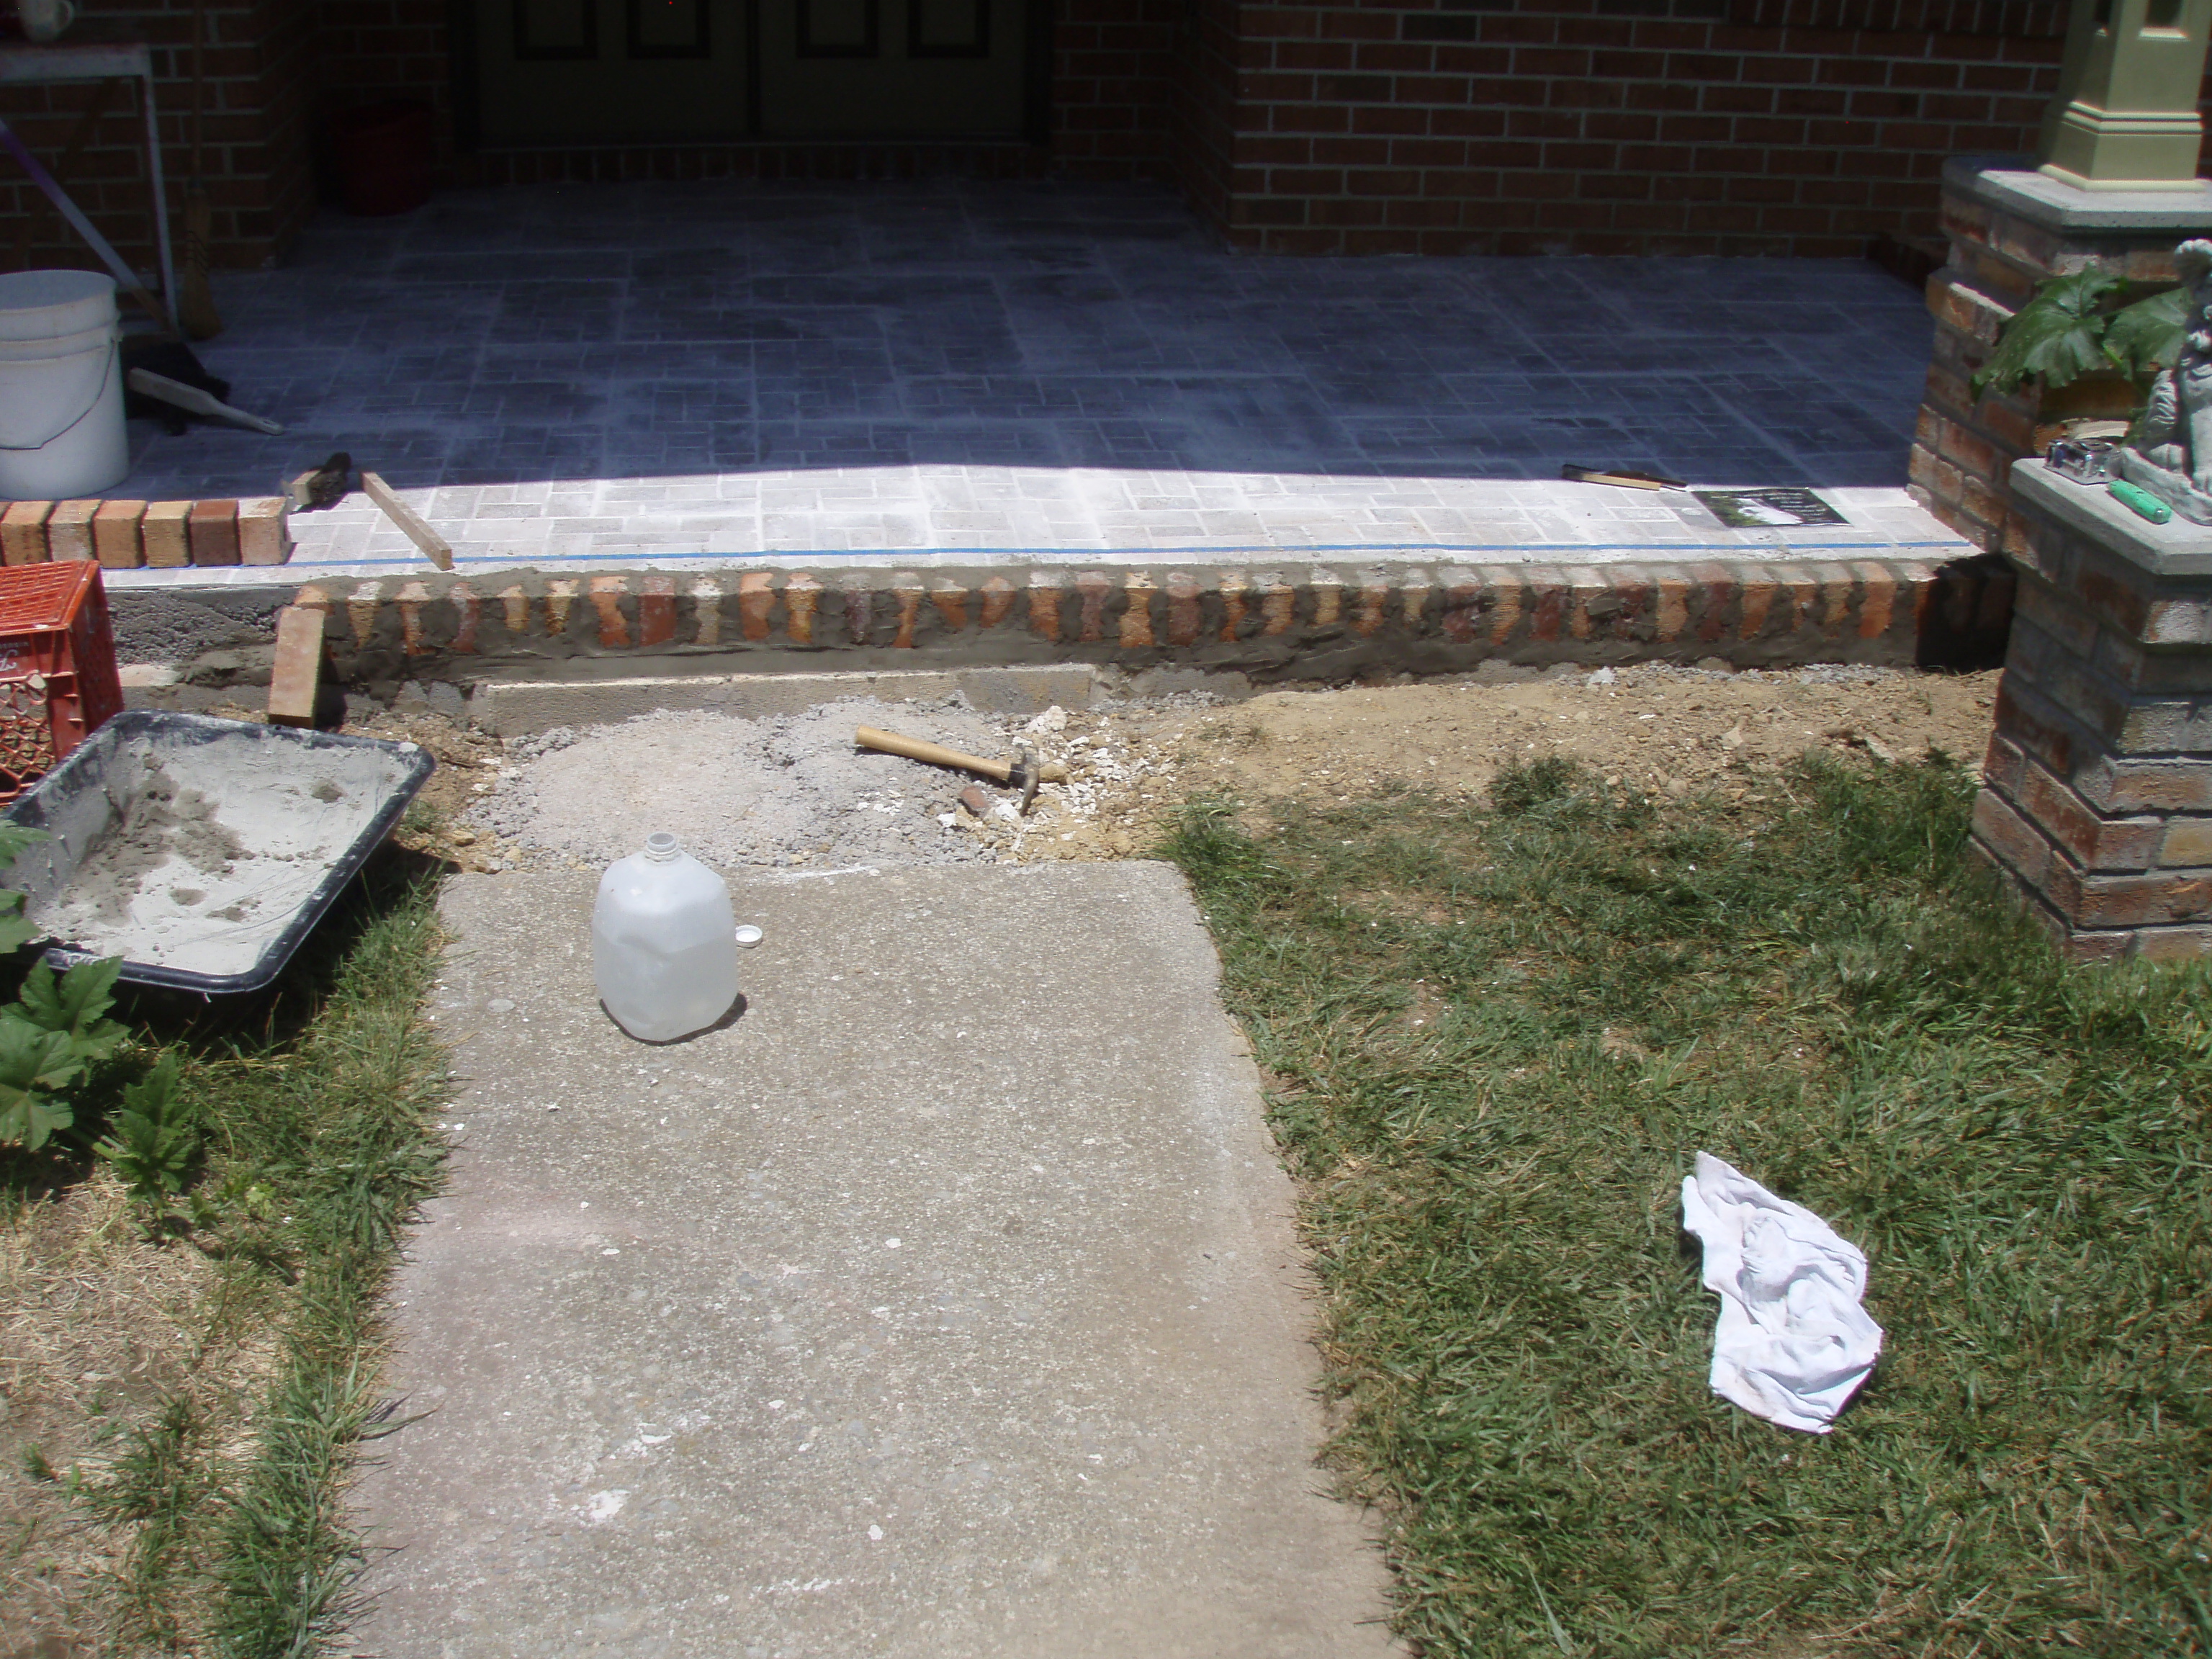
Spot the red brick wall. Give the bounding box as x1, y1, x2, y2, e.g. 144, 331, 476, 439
19, 0, 2190, 269
1170, 0, 1242, 224
1051, 0, 1180, 176
1206, 0, 2079, 255
0, 0, 319, 274
312, 0, 453, 171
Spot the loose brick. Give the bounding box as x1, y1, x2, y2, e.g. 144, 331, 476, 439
0, 500, 50, 565
45, 499, 97, 562
186, 499, 240, 567
266, 604, 324, 728
238, 497, 291, 565
91, 500, 145, 570
1075, 571, 1112, 644
141, 500, 192, 569
1028, 572, 1065, 643
395, 581, 432, 657
450, 581, 480, 654
590, 575, 631, 647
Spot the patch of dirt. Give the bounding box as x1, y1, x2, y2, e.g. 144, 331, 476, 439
0, 1174, 271, 1658
998, 663, 2001, 864
210, 665, 1998, 878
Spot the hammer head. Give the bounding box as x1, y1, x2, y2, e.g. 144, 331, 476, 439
1009, 745, 1041, 813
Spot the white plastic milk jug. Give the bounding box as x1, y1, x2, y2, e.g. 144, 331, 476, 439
593, 832, 739, 1042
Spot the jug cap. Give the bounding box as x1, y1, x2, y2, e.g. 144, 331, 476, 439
643, 832, 681, 862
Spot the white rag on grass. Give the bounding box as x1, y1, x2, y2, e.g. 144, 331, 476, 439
1680, 1152, 1883, 1434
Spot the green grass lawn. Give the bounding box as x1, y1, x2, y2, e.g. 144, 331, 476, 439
3, 858, 450, 1658
1164, 756, 2212, 1658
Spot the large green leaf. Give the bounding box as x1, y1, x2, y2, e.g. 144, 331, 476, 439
0, 1091, 71, 1151
2103, 285, 2192, 382
9, 956, 127, 1060
0, 824, 48, 874
0, 824, 46, 956
1974, 268, 2128, 395
0, 1019, 81, 1150
0, 894, 38, 956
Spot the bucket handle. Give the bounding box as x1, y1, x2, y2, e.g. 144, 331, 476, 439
0, 327, 117, 453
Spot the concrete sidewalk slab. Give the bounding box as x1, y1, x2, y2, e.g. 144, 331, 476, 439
349, 863, 1399, 1659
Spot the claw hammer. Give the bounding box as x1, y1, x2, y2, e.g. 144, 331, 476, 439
854, 726, 1068, 811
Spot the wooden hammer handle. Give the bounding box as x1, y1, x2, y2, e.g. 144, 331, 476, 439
854, 726, 1012, 783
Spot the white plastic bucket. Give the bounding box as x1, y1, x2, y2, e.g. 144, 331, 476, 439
0, 270, 127, 500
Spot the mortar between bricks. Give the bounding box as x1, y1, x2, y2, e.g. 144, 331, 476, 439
272, 557, 2000, 694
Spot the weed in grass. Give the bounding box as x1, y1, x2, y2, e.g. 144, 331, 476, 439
79, 1393, 215, 1647
1163, 755, 2212, 1658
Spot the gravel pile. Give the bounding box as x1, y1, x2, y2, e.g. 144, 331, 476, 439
469, 696, 1032, 870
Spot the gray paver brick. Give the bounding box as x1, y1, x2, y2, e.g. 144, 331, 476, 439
101, 179, 1958, 572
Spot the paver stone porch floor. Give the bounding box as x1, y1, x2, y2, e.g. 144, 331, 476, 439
115, 179, 1964, 575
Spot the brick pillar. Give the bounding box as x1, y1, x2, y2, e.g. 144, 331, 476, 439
1912, 157, 2212, 556
1972, 457, 2212, 963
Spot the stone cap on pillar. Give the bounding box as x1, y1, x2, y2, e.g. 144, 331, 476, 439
1946, 154, 2212, 235
2012, 457, 2212, 575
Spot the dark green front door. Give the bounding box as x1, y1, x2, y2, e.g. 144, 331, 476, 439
474, 0, 1034, 143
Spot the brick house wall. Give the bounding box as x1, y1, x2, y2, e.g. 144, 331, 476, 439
1172, 0, 1243, 230
0, 0, 318, 274
2, 0, 2205, 271
1208, 0, 2079, 256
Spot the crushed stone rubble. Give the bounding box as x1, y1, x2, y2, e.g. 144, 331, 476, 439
452, 664, 1995, 875
466, 693, 1188, 871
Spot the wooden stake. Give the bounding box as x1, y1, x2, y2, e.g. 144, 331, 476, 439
360, 471, 454, 570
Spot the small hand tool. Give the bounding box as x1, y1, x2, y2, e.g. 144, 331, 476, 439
854, 726, 1068, 813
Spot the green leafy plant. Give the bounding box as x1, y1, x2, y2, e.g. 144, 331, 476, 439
95, 1054, 200, 1205
0, 821, 46, 953
0, 956, 128, 1151
1975, 268, 2193, 397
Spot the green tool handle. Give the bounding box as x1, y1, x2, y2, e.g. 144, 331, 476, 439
2109, 480, 2173, 524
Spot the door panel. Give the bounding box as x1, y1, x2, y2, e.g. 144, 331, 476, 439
477, 0, 747, 141
471, 0, 1032, 143
759, 0, 1026, 137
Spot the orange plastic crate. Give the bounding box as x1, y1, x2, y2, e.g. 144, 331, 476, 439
0, 559, 123, 803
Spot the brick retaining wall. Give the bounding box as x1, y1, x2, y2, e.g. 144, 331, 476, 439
287, 554, 2011, 689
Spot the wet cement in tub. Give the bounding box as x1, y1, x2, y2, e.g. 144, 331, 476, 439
29, 737, 410, 978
